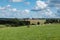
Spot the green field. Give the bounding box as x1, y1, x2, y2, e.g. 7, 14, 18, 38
0, 24, 60, 40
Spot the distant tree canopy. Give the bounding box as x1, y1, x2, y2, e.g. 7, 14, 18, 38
45, 19, 60, 24
0, 18, 30, 27
0, 18, 60, 27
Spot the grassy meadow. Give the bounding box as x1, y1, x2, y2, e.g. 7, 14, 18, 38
0, 24, 60, 40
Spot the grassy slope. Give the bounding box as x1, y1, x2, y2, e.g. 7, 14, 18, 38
0, 24, 60, 40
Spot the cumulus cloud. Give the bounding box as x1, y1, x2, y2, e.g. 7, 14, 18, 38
31, 0, 57, 18
22, 9, 30, 14
44, 9, 56, 17
24, 9, 30, 13
10, 0, 23, 2
0, 5, 18, 18
0, 5, 31, 18
6, 5, 11, 8
0, 5, 11, 11
0, 6, 5, 10
11, 8, 17, 12
36, 0, 47, 9
31, 0, 48, 11
24, 2, 30, 5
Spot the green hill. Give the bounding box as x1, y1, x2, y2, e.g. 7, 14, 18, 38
0, 24, 60, 40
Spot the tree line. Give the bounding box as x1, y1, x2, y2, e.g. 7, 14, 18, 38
45, 19, 60, 24
0, 18, 60, 27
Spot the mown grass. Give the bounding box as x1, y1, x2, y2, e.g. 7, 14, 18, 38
0, 24, 60, 40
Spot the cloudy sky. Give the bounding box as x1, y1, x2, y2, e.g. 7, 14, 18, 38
0, 0, 60, 18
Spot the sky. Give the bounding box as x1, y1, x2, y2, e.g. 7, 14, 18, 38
0, 0, 60, 18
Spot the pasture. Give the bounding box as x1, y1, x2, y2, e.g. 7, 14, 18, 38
0, 24, 60, 40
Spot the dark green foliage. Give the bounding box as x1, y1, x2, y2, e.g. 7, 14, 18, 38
45, 19, 60, 24
19, 21, 30, 26
0, 18, 30, 27
31, 23, 35, 25
37, 22, 40, 25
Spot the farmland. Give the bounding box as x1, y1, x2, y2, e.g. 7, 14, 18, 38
0, 24, 60, 40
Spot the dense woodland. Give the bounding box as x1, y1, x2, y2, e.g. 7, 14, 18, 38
45, 18, 60, 24
0, 18, 60, 27
0, 18, 30, 27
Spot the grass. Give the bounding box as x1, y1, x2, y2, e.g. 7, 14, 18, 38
0, 24, 60, 40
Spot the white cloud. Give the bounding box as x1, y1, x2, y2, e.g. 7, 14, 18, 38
8, 8, 18, 12
43, 8, 56, 17
22, 9, 30, 14
24, 9, 30, 13
10, 0, 23, 2
0, 5, 11, 10
0, 5, 19, 18
32, 0, 48, 11
31, 0, 57, 18
6, 5, 11, 8
24, 2, 30, 5
33, 6, 40, 10
12, 8, 17, 12
0, 6, 5, 10
36, 0, 47, 9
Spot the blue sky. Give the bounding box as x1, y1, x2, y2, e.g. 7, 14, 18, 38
0, 0, 60, 18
